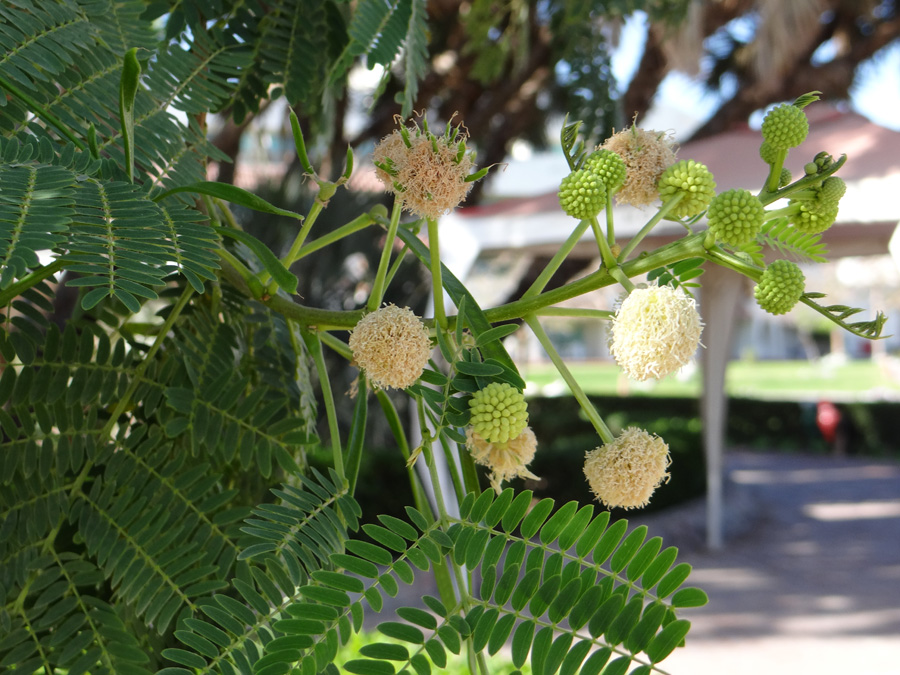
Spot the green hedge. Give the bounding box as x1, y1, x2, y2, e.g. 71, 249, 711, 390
318, 394, 899, 525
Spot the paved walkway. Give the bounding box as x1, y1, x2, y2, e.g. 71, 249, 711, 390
634, 451, 900, 675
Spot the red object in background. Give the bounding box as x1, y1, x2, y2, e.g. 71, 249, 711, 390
816, 401, 841, 443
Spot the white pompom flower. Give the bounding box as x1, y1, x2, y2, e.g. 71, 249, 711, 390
466, 426, 539, 494
349, 305, 431, 390
608, 284, 703, 381
583, 427, 670, 509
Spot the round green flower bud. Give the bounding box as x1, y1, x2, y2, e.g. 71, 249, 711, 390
469, 382, 528, 445
789, 200, 839, 234
657, 160, 716, 218
761, 104, 809, 150
754, 260, 805, 315
585, 150, 627, 191
804, 162, 819, 176
819, 176, 846, 205
779, 167, 793, 188
707, 189, 765, 246
759, 141, 779, 165
558, 169, 607, 220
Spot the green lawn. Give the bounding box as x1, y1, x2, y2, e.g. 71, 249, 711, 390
521, 358, 900, 400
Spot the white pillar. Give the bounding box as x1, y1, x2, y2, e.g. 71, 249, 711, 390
699, 264, 743, 549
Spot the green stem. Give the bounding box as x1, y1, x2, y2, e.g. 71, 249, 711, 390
283, 200, 324, 267
609, 266, 636, 293
216, 199, 243, 230
375, 390, 431, 516
319, 330, 353, 360
382, 243, 409, 294
589, 215, 618, 270
764, 147, 788, 193
368, 201, 403, 311
706, 246, 763, 282
427, 218, 447, 330
522, 219, 592, 299
536, 307, 614, 319
617, 192, 685, 262
101, 285, 194, 440
763, 205, 798, 221
302, 329, 344, 482
606, 187, 616, 248
262, 201, 324, 293
524, 314, 614, 444
417, 396, 451, 525
0, 73, 86, 150
437, 433, 466, 506
220, 232, 708, 331
293, 213, 374, 261
0, 259, 65, 307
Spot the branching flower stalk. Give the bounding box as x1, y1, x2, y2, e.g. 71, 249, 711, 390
368, 202, 405, 311
524, 314, 615, 444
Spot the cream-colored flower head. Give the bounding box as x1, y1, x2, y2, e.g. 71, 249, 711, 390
584, 427, 670, 509
372, 116, 475, 219
466, 426, 539, 494
608, 284, 702, 381
600, 126, 677, 207
349, 305, 431, 389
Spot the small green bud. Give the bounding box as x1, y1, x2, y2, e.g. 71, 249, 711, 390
779, 167, 793, 187
657, 159, 717, 218
558, 169, 607, 220
819, 176, 846, 205
761, 104, 809, 150
469, 382, 529, 445
759, 141, 779, 165
585, 149, 627, 192
804, 162, 818, 176
789, 199, 839, 234
707, 189, 765, 246
754, 260, 805, 315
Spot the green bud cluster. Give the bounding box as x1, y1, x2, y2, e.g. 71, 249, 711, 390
657, 159, 717, 218
754, 260, 805, 315
469, 382, 528, 444
761, 104, 809, 150
820, 176, 846, 204
585, 150, 627, 192
788, 176, 845, 234
558, 169, 607, 220
779, 167, 793, 188
790, 202, 839, 234
707, 189, 765, 246
759, 141, 779, 165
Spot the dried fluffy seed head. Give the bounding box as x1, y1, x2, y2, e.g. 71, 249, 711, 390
585, 149, 627, 192
466, 426, 539, 493
372, 120, 476, 219
395, 134, 474, 218
469, 382, 529, 444
657, 160, 716, 218
584, 427, 670, 509
558, 169, 607, 220
707, 188, 765, 246
349, 305, 431, 389
608, 285, 703, 381
600, 127, 677, 207
372, 130, 408, 189
761, 104, 809, 150
754, 259, 805, 315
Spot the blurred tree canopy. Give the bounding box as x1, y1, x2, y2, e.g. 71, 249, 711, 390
211, 0, 900, 200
